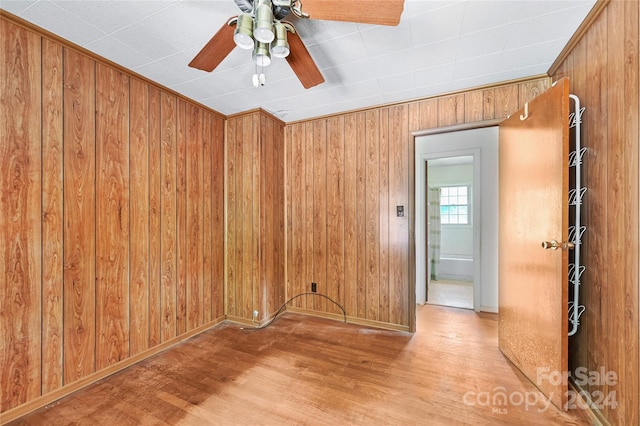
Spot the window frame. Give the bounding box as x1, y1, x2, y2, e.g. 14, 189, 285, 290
439, 184, 472, 226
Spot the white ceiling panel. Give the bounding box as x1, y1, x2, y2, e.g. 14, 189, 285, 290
1, 0, 597, 122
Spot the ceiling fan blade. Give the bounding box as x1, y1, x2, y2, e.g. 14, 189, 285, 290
189, 18, 237, 72
300, 0, 404, 26
285, 28, 324, 89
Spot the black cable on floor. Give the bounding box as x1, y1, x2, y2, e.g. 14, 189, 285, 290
241, 292, 347, 331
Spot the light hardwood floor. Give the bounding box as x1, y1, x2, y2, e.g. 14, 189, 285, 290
8, 305, 592, 425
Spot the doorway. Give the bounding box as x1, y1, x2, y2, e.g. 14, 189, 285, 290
426, 156, 474, 310
414, 125, 500, 314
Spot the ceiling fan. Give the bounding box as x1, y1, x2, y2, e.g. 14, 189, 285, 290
188, 0, 405, 89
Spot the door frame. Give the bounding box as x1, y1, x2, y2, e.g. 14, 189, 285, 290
411, 120, 502, 328
419, 149, 480, 309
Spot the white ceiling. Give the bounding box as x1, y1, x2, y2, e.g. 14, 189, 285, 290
1, 0, 596, 122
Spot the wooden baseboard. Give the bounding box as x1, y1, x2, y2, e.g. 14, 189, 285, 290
0, 317, 225, 425
285, 306, 411, 332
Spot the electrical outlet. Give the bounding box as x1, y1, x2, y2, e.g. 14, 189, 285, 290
311, 282, 317, 293
253, 310, 259, 319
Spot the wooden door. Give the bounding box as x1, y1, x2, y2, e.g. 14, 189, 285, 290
498, 78, 570, 409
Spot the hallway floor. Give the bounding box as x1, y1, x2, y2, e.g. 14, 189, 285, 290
427, 279, 474, 309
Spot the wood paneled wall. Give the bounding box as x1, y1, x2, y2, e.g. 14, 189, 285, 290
284, 77, 550, 330
0, 17, 225, 416
226, 112, 285, 322
551, 0, 639, 424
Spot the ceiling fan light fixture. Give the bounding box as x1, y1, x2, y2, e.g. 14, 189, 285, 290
233, 13, 255, 50
270, 22, 290, 58
253, 0, 275, 43
253, 41, 272, 67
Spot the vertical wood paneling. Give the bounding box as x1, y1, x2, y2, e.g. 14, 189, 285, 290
464, 90, 484, 123
493, 85, 519, 119
251, 114, 260, 318
327, 116, 345, 315
389, 104, 409, 326
365, 110, 380, 321
343, 114, 358, 318
518, 80, 549, 108
176, 100, 187, 334
41, 38, 64, 395
62, 48, 96, 384
551, 1, 639, 424
622, 3, 639, 424
148, 87, 162, 347
95, 63, 130, 369
379, 109, 390, 323
1, 15, 228, 418
202, 112, 213, 323
0, 20, 42, 410
418, 99, 438, 129
313, 120, 328, 312
355, 112, 367, 319
226, 118, 238, 316
304, 122, 315, 309
129, 78, 150, 356
482, 90, 495, 120
437, 94, 464, 127
160, 92, 177, 342
285, 77, 551, 329
225, 112, 285, 321
289, 123, 306, 308
241, 115, 254, 318
607, 3, 629, 424
211, 116, 225, 320
273, 120, 285, 313
186, 104, 203, 330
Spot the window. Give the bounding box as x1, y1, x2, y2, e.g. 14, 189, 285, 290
440, 185, 470, 225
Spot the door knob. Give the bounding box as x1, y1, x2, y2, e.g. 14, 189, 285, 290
541, 240, 575, 250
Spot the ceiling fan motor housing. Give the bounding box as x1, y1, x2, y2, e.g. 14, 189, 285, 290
234, 0, 291, 20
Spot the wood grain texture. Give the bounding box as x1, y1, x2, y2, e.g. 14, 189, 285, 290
186, 103, 203, 331
176, 100, 187, 335
464, 90, 484, 123
355, 112, 367, 320
226, 118, 238, 316
437, 94, 465, 127
41, 38, 64, 395
148, 87, 162, 348
365, 110, 380, 321
499, 79, 570, 410
388, 104, 409, 327
241, 115, 254, 319
378, 109, 390, 323
211, 116, 225, 320
129, 78, 150, 356
304, 122, 314, 310
313, 120, 328, 312
494, 85, 519, 119
225, 112, 285, 321
550, 1, 639, 424
284, 77, 551, 328
343, 114, 358, 318
202, 112, 213, 323
160, 92, 178, 342
1, 14, 227, 418
95, 63, 130, 370
327, 116, 345, 316
0, 19, 42, 411
62, 47, 96, 385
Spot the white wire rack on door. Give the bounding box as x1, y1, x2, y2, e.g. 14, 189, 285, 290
568, 94, 586, 337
